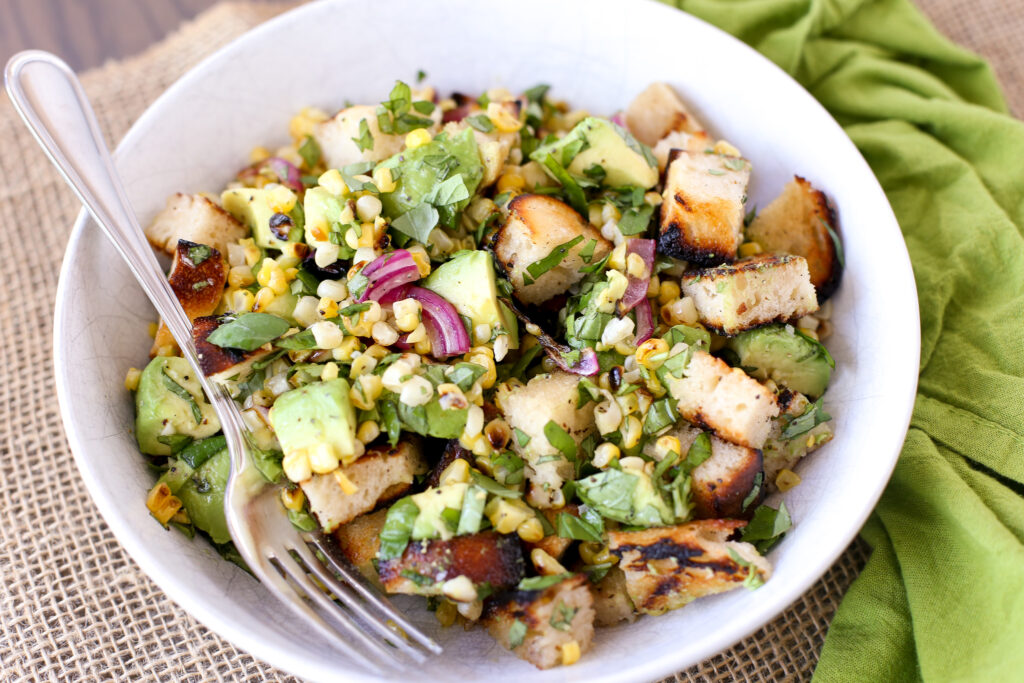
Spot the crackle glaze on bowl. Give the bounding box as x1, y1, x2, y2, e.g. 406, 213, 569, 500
53, 0, 919, 680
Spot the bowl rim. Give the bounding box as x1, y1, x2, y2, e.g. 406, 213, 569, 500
52, 0, 920, 680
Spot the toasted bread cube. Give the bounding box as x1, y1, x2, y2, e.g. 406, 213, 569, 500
314, 103, 441, 168
191, 315, 272, 384
501, 372, 596, 508
625, 82, 705, 147
746, 176, 842, 301
423, 439, 475, 489
762, 390, 834, 491
145, 193, 247, 257
591, 566, 636, 626
526, 506, 579, 560
151, 240, 228, 356
681, 254, 818, 335
666, 351, 779, 449
608, 520, 771, 615
644, 424, 764, 519
301, 440, 428, 533
377, 531, 525, 597
493, 194, 611, 305
483, 574, 595, 669
652, 130, 711, 172
659, 151, 751, 266
332, 508, 387, 583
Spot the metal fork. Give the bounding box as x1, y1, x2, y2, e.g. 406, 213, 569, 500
5, 50, 441, 674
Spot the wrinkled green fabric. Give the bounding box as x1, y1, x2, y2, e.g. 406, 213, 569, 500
657, 0, 1024, 680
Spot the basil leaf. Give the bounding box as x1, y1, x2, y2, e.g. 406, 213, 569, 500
685, 431, 713, 473
205, 313, 290, 351
390, 203, 440, 244
643, 398, 677, 435
351, 118, 374, 152
526, 234, 584, 281
298, 134, 322, 167
412, 99, 435, 115
540, 154, 588, 216
728, 548, 766, 589
400, 569, 435, 587
741, 471, 764, 512
523, 84, 550, 104
617, 204, 654, 236
161, 369, 202, 425
157, 434, 193, 454
578, 238, 598, 264
517, 574, 571, 591
508, 619, 527, 648
780, 398, 832, 440
187, 244, 212, 265
514, 428, 532, 449
457, 485, 487, 535
741, 501, 792, 554
448, 362, 486, 392
549, 601, 577, 631
543, 421, 577, 461
248, 443, 284, 484
575, 469, 639, 522
556, 509, 603, 543
823, 218, 845, 268
470, 470, 522, 499
663, 324, 711, 351
423, 175, 470, 207
380, 399, 401, 446
274, 329, 317, 350
179, 435, 227, 469
287, 508, 318, 532
378, 497, 420, 560
466, 114, 494, 133
583, 164, 606, 183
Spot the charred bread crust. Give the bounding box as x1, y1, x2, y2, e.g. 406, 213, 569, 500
657, 206, 737, 265
691, 445, 764, 520
525, 505, 579, 560
191, 315, 268, 377
378, 531, 525, 595
424, 440, 475, 489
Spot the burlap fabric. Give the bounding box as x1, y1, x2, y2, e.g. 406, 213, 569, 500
0, 1, 1016, 680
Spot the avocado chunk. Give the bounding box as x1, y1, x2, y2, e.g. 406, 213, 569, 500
269, 378, 359, 469
530, 117, 658, 189
409, 483, 470, 541
422, 250, 518, 350
303, 186, 355, 256
159, 445, 232, 544
379, 128, 483, 230
135, 356, 221, 456
728, 324, 834, 398
222, 185, 300, 250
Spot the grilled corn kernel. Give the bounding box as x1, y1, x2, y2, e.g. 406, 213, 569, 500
316, 279, 347, 302
146, 482, 182, 526
799, 327, 820, 341
314, 243, 340, 268
437, 383, 469, 411
657, 280, 681, 305
249, 145, 271, 164
593, 442, 620, 468
343, 226, 360, 250
147, 322, 159, 338
486, 498, 532, 534
289, 107, 328, 140
309, 442, 339, 475
607, 242, 628, 271
331, 335, 361, 361
616, 391, 640, 417
661, 296, 699, 326
280, 487, 305, 511
405, 128, 432, 149
393, 298, 421, 332
320, 361, 340, 382
647, 274, 661, 298
356, 420, 381, 445
496, 173, 526, 194
240, 238, 261, 267
635, 338, 670, 370
124, 367, 141, 391
621, 415, 643, 449
561, 641, 581, 666
310, 320, 344, 349
626, 252, 648, 278
441, 576, 477, 603
516, 517, 545, 543
579, 542, 617, 566
266, 184, 297, 214
486, 102, 523, 132
155, 345, 176, 357
407, 245, 432, 277
372, 166, 396, 193
484, 418, 511, 450
738, 241, 763, 258
355, 194, 383, 222
714, 139, 742, 157
318, 168, 348, 195
413, 338, 432, 355
358, 374, 383, 402
228, 265, 256, 288
349, 353, 377, 378
530, 548, 568, 576
595, 399, 623, 435
253, 287, 276, 312
318, 296, 339, 319
283, 449, 312, 483
653, 435, 682, 461
333, 469, 359, 495
371, 321, 399, 346
776, 468, 802, 492
439, 458, 471, 486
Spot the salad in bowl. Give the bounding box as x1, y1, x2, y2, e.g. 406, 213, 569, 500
126, 78, 841, 669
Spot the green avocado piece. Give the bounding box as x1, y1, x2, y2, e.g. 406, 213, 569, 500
379, 128, 483, 229
222, 185, 299, 250
160, 447, 232, 544
422, 250, 518, 350
531, 117, 658, 189
269, 378, 359, 466
575, 460, 675, 527
409, 483, 469, 541
259, 290, 298, 325
728, 324, 834, 399
135, 356, 220, 456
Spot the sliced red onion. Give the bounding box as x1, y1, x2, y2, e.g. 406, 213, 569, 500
357, 250, 422, 302
610, 112, 626, 127
621, 238, 656, 312
238, 157, 304, 193
546, 347, 600, 377
393, 332, 413, 350
390, 285, 470, 358
633, 298, 654, 345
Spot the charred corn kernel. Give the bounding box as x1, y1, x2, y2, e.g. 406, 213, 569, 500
653, 435, 682, 461
249, 145, 271, 163
776, 468, 802, 492
283, 449, 312, 482
714, 139, 742, 157
370, 321, 398, 346
309, 442, 339, 475
739, 241, 763, 258
636, 338, 670, 370
371, 166, 396, 193
496, 173, 526, 194
486, 499, 533, 534
407, 246, 431, 277
467, 354, 496, 389
493, 334, 510, 362
349, 384, 373, 411
483, 418, 511, 450
530, 548, 568, 576
595, 399, 623, 435
359, 344, 388, 361
320, 362, 339, 382
561, 641, 581, 666
318, 168, 347, 195
616, 391, 640, 417
643, 190, 663, 206
316, 296, 339, 320
241, 239, 261, 267
266, 184, 297, 214
621, 415, 643, 449
626, 252, 648, 278
661, 296, 699, 326
486, 101, 523, 132
314, 244, 340, 269
437, 383, 469, 411
658, 280, 681, 305
516, 517, 544, 543
146, 482, 182, 525
440, 458, 471, 486
268, 269, 289, 295
147, 322, 159, 338
328, 335, 359, 362
124, 367, 141, 391
405, 128, 432, 149
280, 487, 305, 511
331, 469, 358, 495
441, 576, 476, 603
357, 420, 380, 445
607, 243, 628, 271
593, 442, 620, 468
349, 353, 377, 377
636, 391, 653, 416
310, 320, 343, 349
253, 287, 276, 312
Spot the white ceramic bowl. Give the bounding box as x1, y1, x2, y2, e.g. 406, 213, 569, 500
53, 0, 919, 680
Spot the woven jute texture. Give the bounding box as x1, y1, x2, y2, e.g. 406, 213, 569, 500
0, 1, 1013, 680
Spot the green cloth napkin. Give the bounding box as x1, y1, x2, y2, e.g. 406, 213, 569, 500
658, 0, 1024, 679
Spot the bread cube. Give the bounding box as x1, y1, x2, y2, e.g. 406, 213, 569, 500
625, 82, 705, 147
145, 193, 247, 257
150, 239, 227, 356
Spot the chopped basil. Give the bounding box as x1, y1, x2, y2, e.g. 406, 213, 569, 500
390, 203, 440, 244
741, 471, 764, 512
723, 157, 746, 171
642, 398, 677, 435
440, 507, 462, 532
517, 573, 570, 591
377, 81, 434, 135
780, 398, 832, 440
583, 164, 606, 183
423, 175, 470, 207
457, 485, 487, 535
560, 136, 590, 167
617, 204, 654, 236
663, 324, 711, 350
540, 154, 588, 216
157, 434, 193, 454
416, 69, 427, 82
205, 313, 291, 351
447, 362, 487, 392
744, 206, 758, 227
192, 280, 210, 291
412, 100, 436, 115
514, 428, 532, 448
470, 470, 522, 499
543, 421, 577, 462
508, 619, 527, 649
685, 432, 713, 472
340, 161, 379, 193
274, 329, 317, 350
582, 562, 613, 583
576, 378, 601, 408
298, 134, 322, 167
466, 114, 494, 133
578, 238, 598, 264
161, 369, 202, 425
728, 548, 766, 589
707, 169, 726, 176
178, 435, 227, 469
378, 496, 420, 560
338, 302, 371, 321
526, 234, 584, 281
821, 217, 845, 268
379, 399, 401, 446
741, 501, 792, 554
248, 442, 284, 484
288, 508, 319, 532
523, 84, 550, 104
187, 244, 212, 265
549, 601, 577, 631
556, 507, 603, 543
400, 569, 436, 587
351, 118, 374, 152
